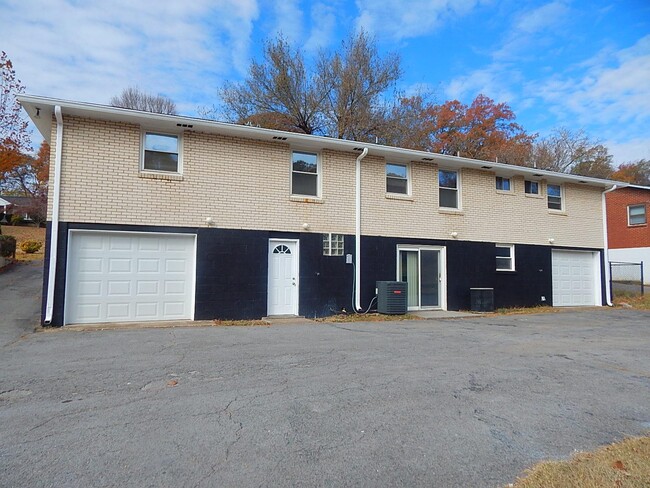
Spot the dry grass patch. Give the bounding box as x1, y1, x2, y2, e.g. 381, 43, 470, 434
509, 436, 650, 488
494, 305, 560, 315
1, 225, 46, 261
212, 319, 270, 327
316, 312, 424, 323
614, 293, 650, 310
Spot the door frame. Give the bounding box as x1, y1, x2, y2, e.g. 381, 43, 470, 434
64, 229, 197, 325
267, 238, 300, 316
395, 245, 447, 311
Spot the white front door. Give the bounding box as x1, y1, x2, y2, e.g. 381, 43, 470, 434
267, 239, 299, 316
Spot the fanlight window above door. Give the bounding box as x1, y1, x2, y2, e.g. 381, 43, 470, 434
273, 245, 291, 254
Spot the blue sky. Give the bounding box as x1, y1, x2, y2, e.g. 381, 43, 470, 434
1, 0, 649, 164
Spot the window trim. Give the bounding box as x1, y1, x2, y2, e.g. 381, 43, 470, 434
141, 131, 182, 175
291, 150, 321, 198
496, 176, 512, 193
323, 233, 345, 256
438, 168, 461, 210
385, 162, 411, 196
495, 244, 515, 272
627, 204, 647, 226
547, 183, 563, 211
524, 180, 540, 196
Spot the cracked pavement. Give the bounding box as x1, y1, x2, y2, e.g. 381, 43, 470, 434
1, 263, 650, 487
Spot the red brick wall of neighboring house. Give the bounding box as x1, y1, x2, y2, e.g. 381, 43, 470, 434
606, 187, 650, 249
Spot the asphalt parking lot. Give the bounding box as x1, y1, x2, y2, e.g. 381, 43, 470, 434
1, 262, 649, 487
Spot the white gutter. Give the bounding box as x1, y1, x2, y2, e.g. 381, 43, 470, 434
601, 184, 618, 306
355, 148, 369, 312
44, 106, 63, 324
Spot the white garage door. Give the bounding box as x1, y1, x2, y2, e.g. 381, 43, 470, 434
66, 231, 196, 325
552, 250, 599, 307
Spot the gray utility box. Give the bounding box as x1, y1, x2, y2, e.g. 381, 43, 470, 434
377, 281, 408, 315
470, 288, 494, 312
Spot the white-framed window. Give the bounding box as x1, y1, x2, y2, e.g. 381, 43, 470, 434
142, 132, 180, 173
292, 151, 320, 197
496, 176, 511, 191
628, 204, 647, 226
323, 233, 344, 256
386, 163, 409, 195
547, 184, 563, 210
496, 244, 515, 271
524, 180, 539, 195
439, 169, 459, 209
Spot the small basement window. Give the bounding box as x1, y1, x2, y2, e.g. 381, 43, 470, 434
496, 244, 515, 271
628, 204, 647, 225
525, 180, 539, 195
496, 176, 511, 191
547, 184, 563, 210
143, 133, 180, 172
323, 233, 344, 256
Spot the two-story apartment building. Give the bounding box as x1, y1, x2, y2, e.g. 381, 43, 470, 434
19, 95, 619, 326
606, 185, 650, 284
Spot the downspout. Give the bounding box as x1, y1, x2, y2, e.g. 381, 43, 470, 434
601, 184, 618, 306
355, 147, 369, 312
44, 106, 64, 324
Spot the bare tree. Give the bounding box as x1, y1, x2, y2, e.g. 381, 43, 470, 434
530, 128, 612, 175
110, 87, 177, 115
318, 31, 402, 141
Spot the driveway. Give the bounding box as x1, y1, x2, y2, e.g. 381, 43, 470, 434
0, 268, 649, 488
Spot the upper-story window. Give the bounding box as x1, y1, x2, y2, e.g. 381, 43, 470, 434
547, 184, 563, 210
525, 180, 539, 195
386, 163, 409, 194
292, 151, 319, 197
439, 169, 459, 209
143, 133, 180, 173
628, 204, 647, 226
496, 176, 511, 191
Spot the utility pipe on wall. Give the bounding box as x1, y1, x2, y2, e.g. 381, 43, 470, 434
601, 184, 618, 307
44, 106, 64, 324
355, 147, 369, 311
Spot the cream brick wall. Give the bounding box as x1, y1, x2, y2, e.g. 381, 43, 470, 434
49, 116, 604, 248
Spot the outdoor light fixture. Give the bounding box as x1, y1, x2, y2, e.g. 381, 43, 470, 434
450, 231, 458, 238
548, 237, 555, 244
205, 217, 214, 226
302, 223, 311, 230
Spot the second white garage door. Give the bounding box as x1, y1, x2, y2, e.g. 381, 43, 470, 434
65, 231, 196, 325
551, 250, 600, 307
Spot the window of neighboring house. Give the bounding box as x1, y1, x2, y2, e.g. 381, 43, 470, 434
386, 163, 409, 194
439, 169, 459, 209
143, 132, 180, 172
496, 244, 515, 271
496, 176, 511, 191
292, 151, 319, 197
524, 180, 539, 195
323, 233, 345, 256
628, 204, 647, 226
547, 184, 563, 210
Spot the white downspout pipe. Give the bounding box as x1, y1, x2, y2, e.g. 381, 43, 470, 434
355, 148, 369, 312
44, 106, 64, 324
602, 184, 618, 306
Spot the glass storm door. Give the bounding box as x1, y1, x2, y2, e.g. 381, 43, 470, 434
398, 248, 441, 309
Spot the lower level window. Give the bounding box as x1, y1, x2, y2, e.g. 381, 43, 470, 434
323, 233, 344, 256
496, 244, 515, 271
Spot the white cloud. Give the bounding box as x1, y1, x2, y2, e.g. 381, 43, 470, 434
0, 0, 259, 111
270, 0, 304, 43
354, 0, 483, 39
445, 64, 519, 103
304, 2, 339, 52
606, 137, 650, 165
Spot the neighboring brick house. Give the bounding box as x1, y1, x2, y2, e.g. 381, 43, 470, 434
19, 95, 621, 326
606, 185, 650, 284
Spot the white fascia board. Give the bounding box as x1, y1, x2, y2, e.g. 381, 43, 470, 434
17, 94, 630, 189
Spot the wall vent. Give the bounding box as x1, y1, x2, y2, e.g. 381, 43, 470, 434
376, 281, 407, 315
272, 136, 288, 141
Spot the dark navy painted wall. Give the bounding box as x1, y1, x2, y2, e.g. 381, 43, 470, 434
41, 222, 604, 326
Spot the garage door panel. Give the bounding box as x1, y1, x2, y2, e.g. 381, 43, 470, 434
66, 232, 195, 325
552, 250, 598, 307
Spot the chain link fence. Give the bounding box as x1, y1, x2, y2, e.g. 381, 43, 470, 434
609, 261, 644, 296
